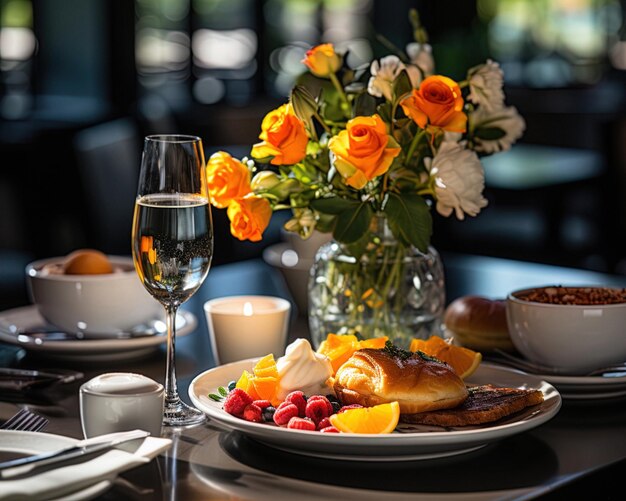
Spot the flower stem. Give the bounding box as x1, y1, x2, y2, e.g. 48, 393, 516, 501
329, 72, 351, 115
406, 129, 426, 162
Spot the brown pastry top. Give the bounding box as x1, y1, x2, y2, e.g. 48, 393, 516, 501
333, 346, 469, 414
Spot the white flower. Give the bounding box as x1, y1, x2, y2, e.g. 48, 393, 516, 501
406, 43, 435, 76
467, 60, 505, 111
367, 55, 421, 101
425, 142, 488, 220
470, 105, 526, 154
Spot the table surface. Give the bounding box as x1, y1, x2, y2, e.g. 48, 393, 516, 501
1, 253, 625, 500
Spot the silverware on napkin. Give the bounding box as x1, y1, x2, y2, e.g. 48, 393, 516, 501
0, 429, 150, 479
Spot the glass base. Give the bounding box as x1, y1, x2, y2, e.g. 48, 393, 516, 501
163, 398, 206, 427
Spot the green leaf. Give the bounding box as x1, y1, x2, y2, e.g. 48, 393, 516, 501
474, 126, 506, 141
208, 393, 222, 402
217, 386, 228, 397
354, 92, 377, 117
384, 192, 432, 252
343, 230, 371, 259
311, 196, 359, 215
392, 69, 413, 102
334, 203, 373, 244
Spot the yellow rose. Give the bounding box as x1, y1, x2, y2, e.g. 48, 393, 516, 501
206, 151, 251, 209
400, 75, 467, 133
251, 104, 308, 166
328, 114, 401, 189
302, 43, 342, 78
226, 195, 272, 242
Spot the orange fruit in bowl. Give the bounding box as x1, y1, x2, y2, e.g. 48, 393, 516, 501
329, 401, 400, 434
410, 335, 482, 379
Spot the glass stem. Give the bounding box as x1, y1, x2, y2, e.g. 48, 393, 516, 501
164, 303, 179, 406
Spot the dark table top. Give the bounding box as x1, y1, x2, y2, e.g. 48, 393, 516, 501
1, 252, 625, 500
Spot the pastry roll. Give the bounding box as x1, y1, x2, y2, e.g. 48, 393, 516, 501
333, 346, 468, 414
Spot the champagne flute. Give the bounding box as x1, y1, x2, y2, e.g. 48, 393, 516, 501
132, 134, 213, 426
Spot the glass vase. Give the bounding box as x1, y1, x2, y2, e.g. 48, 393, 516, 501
308, 215, 445, 349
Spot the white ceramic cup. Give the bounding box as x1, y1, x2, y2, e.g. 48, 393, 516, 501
204, 295, 291, 365
79, 372, 164, 438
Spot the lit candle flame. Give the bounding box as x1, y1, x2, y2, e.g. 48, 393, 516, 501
243, 301, 254, 316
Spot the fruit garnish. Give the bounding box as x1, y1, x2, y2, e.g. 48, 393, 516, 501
253, 354, 279, 378
235, 355, 281, 404
316, 333, 388, 374
235, 370, 260, 400
409, 335, 482, 379
252, 376, 279, 403
329, 401, 400, 434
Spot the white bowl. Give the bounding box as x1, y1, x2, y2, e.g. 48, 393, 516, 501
26, 256, 163, 334
506, 286, 626, 374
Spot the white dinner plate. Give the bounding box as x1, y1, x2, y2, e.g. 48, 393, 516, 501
0, 305, 197, 362
0, 431, 112, 500
189, 360, 561, 461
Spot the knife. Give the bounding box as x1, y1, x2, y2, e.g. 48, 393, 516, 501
0, 429, 150, 479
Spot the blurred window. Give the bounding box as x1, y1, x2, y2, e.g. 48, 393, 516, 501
0, 0, 35, 119
477, 0, 624, 87
135, 0, 373, 106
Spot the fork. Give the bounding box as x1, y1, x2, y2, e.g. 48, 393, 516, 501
0, 408, 49, 432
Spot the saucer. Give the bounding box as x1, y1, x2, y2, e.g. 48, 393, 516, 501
0, 305, 197, 362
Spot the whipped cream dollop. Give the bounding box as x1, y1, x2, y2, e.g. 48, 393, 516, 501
276, 338, 333, 400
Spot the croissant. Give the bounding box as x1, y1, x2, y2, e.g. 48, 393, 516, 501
333, 346, 469, 414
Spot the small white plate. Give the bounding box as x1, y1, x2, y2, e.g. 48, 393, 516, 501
189, 360, 561, 461
0, 305, 197, 362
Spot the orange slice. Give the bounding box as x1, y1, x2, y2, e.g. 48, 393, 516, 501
235, 370, 260, 400
410, 335, 482, 379
251, 376, 279, 404
329, 402, 400, 434
253, 354, 279, 379
317, 334, 389, 374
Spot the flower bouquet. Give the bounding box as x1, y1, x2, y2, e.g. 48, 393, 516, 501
206, 10, 525, 347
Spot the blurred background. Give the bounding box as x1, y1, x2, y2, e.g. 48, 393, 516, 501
1, 0, 626, 310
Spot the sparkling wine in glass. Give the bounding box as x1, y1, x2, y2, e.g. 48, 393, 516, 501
132, 134, 213, 426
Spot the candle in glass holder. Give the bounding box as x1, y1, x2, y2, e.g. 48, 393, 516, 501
204, 295, 291, 365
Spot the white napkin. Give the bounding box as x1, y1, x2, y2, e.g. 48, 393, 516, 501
0, 436, 172, 501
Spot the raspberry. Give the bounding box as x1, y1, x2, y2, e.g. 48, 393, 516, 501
252, 399, 272, 409
285, 391, 307, 417
243, 403, 263, 422
307, 395, 333, 414
223, 388, 253, 416
317, 417, 332, 430
305, 396, 332, 425
319, 426, 339, 433
287, 416, 316, 431
338, 404, 363, 413
273, 401, 299, 426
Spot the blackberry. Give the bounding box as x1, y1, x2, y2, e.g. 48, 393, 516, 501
262, 405, 276, 422
331, 401, 341, 414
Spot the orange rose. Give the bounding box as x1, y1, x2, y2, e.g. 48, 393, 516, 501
328, 114, 401, 189
302, 43, 341, 78
226, 195, 272, 242
206, 151, 251, 209
251, 104, 308, 166
400, 75, 467, 133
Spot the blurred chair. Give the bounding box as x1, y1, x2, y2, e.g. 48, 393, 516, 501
73, 118, 141, 256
